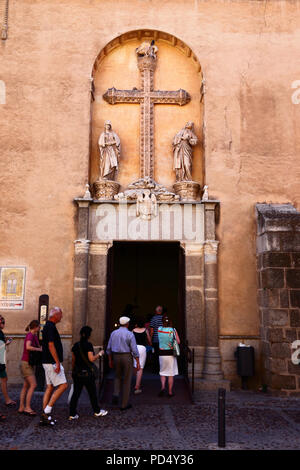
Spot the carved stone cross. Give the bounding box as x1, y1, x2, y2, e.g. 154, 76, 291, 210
103, 42, 191, 179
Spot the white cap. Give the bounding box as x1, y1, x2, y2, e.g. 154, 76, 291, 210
119, 316, 130, 326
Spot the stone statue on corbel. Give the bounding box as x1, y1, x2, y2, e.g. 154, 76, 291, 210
93, 120, 121, 200
172, 121, 201, 201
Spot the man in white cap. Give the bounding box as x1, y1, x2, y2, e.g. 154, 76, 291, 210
106, 316, 140, 411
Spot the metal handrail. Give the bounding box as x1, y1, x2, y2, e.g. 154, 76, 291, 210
98, 353, 107, 403
182, 340, 194, 403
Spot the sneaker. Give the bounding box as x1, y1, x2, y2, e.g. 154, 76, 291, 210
94, 409, 108, 417
68, 414, 79, 420
134, 389, 142, 394
39, 413, 56, 426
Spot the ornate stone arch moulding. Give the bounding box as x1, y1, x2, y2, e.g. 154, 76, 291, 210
92, 29, 202, 75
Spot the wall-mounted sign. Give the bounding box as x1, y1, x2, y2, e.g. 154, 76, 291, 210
38, 295, 49, 341
0, 267, 26, 309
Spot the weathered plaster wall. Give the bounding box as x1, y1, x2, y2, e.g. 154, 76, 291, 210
1, 0, 300, 382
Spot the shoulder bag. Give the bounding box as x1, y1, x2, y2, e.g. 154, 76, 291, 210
28, 335, 42, 366
172, 329, 180, 357
74, 343, 99, 380
28, 350, 42, 366
0, 340, 6, 371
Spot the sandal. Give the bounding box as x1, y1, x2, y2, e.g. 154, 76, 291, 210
0, 414, 6, 421
5, 401, 16, 407
17, 410, 25, 415
23, 410, 37, 416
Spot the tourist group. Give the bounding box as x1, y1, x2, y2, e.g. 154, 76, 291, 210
0, 305, 180, 425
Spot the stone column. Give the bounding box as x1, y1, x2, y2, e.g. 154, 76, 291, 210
72, 199, 91, 342
198, 201, 230, 390
202, 240, 223, 379
182, 242, 205, 379
256, 203, 300, 395
87, 242, 112, 347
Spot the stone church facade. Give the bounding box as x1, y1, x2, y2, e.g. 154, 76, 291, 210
1, 0, 300, 394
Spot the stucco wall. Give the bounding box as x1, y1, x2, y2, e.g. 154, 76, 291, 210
1, 0, 300, 383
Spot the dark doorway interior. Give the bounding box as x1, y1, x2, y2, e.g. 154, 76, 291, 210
102, 241, 191, 402
106, 242, 185, 343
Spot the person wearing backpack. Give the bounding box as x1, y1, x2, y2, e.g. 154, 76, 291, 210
69, 325, 108, 420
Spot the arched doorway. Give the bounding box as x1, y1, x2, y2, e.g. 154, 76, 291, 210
73, 30, 228, 395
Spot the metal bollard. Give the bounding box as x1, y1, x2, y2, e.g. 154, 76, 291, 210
218, 388, 226, 448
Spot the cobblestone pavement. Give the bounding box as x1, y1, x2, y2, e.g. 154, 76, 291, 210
1, 385, 300, 450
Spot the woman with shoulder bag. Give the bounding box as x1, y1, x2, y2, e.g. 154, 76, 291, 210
18, 320, 42, 415
69, 325, 108, 420
157, 315, 180, 398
